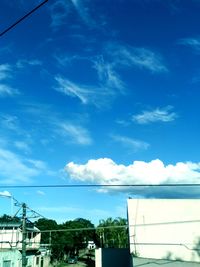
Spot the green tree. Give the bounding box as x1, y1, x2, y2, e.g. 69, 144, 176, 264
97, 217, 128, 248
62, 218, 95, 252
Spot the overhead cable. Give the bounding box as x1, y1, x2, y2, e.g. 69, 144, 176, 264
0, 183, 200, 188
0, 0, 48, 37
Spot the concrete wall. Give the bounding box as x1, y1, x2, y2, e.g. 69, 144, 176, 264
95, 248, 131, 267
0, 250, 51, 267
0, 250, 21, 267
127, 199, 200, 262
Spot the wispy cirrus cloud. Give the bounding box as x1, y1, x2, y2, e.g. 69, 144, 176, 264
93, 56, 124, 92
0, 148, 48, 184
71, 0, 96, 27
49, 0, 71, 28
0, 64, 12, 80
0, 64, 19, 97
21, 103, 93, 146
105, 43, 168, 73
56, 122, 92, 145
14, 141, 31, 154
16, 59, 42, 69
55, 76, 92, 104
111, 135, 149, 151
132, 106, 177, 124
0, 84, 19, 97
179, 37, 200, 52
55, 76, 117, 107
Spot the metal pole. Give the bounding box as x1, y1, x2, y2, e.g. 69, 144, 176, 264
22, 203, 27, 267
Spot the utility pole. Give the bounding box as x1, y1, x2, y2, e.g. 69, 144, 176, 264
22, 203, 27, 267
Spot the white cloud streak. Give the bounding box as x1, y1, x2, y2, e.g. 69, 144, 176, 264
179, 37, 200, 52
65, 158, 200, 193
55, 76, 117, 107
93, 56, 124, 92
0, 64, 11, 81
0, 84, 19, 97
71, 0, 96, 27
49, 0, 71, 28
16, 59, 42, 69
0, 148, 48, 184
132, 106, 177, 124
57, 122, 92, 145
111, 135, 149, 151
55, 76, 92, 104
106, 44, 168, 73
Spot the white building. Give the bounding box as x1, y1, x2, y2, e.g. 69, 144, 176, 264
0, 222, 41, 251
0, 222, 51, 267
127, 199, 200, 264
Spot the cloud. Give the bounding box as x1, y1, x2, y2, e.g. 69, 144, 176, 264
55, 76, 92, 104
71, 0, 96, 27
0, 64, 11, 81
20, 103, 93, 146
55, 76, 117, 107
0, 191, 11, 197
93, 56, 124, 92
36, 190, 45, 196
49, 0, 71, 28
65, 158, 200, 196
0, 114, 19, 131
0, 148, 49, 184
132, 106, 177, 124
0, 64, 19, 97
106, 43, 168, 73
16, 59, 42, 69
56, 122, 92, 145
179, 37, 200, 52
111, 135, 150, 151
14, 141, 31, 154
0, 84, 19, 97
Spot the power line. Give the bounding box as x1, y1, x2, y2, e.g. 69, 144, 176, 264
0, 183, 200, 189
0, 0, 48, 37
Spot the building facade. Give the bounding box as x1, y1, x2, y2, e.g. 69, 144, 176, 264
127, 199, 200, 265
0, 222, 50, 267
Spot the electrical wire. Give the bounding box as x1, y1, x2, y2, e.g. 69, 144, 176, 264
0, 183, 200, 188
0, 0, 48, 37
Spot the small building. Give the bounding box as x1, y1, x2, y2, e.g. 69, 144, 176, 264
0, 222, 51, 267
87, 241, 96, 250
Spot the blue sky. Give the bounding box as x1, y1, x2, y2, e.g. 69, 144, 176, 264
0, 0, 200, 224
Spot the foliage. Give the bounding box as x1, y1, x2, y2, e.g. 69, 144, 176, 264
35, 216, 128, 262
35, 217, 95, 261
97, 217, 128, 248
0, 214, 20, 223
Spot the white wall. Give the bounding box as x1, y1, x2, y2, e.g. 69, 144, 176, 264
127, 199, 200, 262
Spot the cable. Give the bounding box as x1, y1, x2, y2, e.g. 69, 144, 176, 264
130, 242, 200, 252
0, 183, 200, 188
0, 0, 49, 37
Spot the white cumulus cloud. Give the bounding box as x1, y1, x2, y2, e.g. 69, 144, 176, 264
0, 191, 11, 197
65, 158, 200, 195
